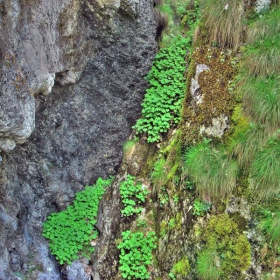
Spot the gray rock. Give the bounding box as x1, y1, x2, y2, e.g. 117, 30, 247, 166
190, 64, 210, 104
65, 260, 91, 280
199, 114, 229, 138
0, 0, 161, 279
255, 0, 271, 13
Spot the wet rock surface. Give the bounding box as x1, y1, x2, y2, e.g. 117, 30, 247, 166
0, 0, 159, 279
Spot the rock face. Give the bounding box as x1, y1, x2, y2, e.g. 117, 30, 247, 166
0, 0, 160, 279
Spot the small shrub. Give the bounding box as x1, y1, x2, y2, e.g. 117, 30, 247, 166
119, 174, 149, 217
42, 177, 113, 264
118, 230, 157, 279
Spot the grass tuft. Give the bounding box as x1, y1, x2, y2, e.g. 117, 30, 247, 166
197, 250, 220, 280
242, 76, 280, 132
243, 7, 280, 77
184, 140, 238, 198
250, 137, 280, 199
258, 208, 280, 246
202, 0, 245, 50
233, 123, 267, 171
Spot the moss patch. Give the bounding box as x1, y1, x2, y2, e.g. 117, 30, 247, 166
181, 47, 237, 145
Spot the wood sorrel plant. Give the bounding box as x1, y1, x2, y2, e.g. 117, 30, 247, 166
119, 174, 149, 217
133, 36, 189, 142
118, 230, 157, 279
42, 177, 113, 264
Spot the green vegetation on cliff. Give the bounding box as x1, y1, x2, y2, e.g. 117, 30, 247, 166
42, 177, 113, 264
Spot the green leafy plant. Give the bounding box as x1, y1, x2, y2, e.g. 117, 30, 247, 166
42, 177, 113, 264
134, 1, 201, 143
133, 36, 190, 142
193, 199, 211, 216
119, 174, 149, 217
118, 230, 157, 279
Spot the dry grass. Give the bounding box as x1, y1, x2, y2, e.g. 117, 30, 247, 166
202, 0, 245, 50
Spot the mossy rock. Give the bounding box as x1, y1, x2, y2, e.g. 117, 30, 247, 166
197, 214, 251, 279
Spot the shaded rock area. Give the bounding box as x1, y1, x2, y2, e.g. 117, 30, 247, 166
0, 0, 161, 279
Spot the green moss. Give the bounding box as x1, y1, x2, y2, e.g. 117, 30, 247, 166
227, 104, 250, 151
165, 163, 179, 184
181, 47, 236, 145
171, 256, 190, 278
197, 214, 251, 279
152, 157, 167, 186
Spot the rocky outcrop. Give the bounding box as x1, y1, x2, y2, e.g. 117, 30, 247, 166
0, 0, 160, 279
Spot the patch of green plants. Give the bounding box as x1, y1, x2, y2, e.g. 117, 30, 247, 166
258, 206, 280, 242
244, 7, 280, 77
157, 0, 199, 46
184, 139, 238, 198
118, 230, 157, 279
169, 256, 190, 279
197, 250, 220, 280
151, 157, 166, 186
193, 199, 211, 216
133, 36, 190, 142
201, 0, 245, 50
42, 177, 113, 264
242, 76, 280, 132
233, 123, 268, 170
134, 1, 201, 143
119, 174, 149, 217
250, 136, 280, 199
196, 214, 251, 279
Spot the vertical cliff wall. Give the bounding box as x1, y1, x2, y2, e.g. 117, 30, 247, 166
0, 0, 160, 279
